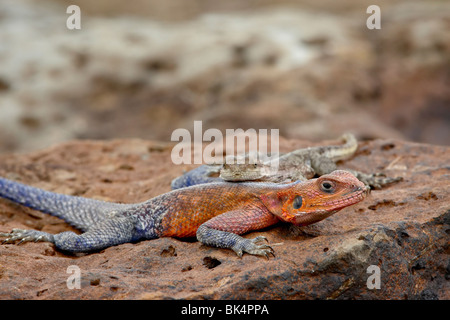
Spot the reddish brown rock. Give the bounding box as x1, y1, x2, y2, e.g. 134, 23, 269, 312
0, 138, 448, 300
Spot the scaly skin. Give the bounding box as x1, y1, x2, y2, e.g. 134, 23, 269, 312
0, 170, 368, 257
220, 133, 358, 182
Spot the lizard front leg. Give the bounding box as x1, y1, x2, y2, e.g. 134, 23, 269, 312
346, 171, 403, 189
196, 205, 279, 258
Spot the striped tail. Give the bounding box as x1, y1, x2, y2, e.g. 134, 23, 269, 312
0, 177, 125, 231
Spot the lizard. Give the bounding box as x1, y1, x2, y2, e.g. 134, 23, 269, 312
171, 133, 402, 190
0, 170, 368, 257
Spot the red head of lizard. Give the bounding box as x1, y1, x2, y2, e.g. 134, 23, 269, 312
260, 170, 369, 226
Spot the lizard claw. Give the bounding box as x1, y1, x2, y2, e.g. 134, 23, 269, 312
0, 229, 53, 245
1, 228, 25, 244
370, 175, 403, 189
232, 236, 275, 259
355, 172, 403, 189
253, 236, 269, 243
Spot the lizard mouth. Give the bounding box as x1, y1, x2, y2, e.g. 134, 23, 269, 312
291, 186, 369, 226
321, 186, 369, 210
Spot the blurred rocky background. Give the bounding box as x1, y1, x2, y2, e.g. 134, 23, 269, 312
0, 0, 449, 153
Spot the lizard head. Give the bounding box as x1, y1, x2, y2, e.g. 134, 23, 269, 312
260, 170, 369, 226
220, 162, 266, 181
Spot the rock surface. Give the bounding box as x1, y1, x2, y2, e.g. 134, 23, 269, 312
0, 137, 448, 300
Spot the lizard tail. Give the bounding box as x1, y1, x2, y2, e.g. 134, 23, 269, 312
0, 177, 125, 231
323, 133, 358, 162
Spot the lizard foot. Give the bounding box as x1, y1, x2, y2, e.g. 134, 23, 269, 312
232, 236, 274, 259
0, 228, 54, 245
354, 172, 403, 189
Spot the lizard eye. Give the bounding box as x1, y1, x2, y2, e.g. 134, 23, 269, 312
320, 181, 335, 193
293, 195, 303, 209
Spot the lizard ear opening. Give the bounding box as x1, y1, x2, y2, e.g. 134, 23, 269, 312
260, 191, 301, 223
293, 195, 303, 209
260, 190, 284, 216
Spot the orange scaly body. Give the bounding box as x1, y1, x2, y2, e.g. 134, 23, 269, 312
139, 170, 368, 256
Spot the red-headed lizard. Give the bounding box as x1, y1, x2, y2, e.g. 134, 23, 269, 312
0, 170, 368, 257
